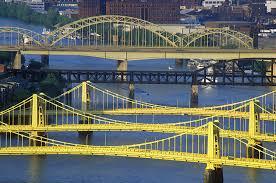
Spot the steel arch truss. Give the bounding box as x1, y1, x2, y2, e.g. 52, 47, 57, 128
48, 15, 181, 48
0, 27, 46, 47
181, 28, 253, 48
0, 16, 254, 49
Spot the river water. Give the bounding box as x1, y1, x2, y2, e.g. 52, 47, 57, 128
0, 17, 275, 183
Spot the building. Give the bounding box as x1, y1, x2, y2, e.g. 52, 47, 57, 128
250, 0, 267, 20
27, 0, 46, 12
204, 21, 253, 35
179, 0, 202, 9
3, 0, 48, 12
202, 0, 231, 8
266, 0, 276, 14
79, 0, 181, 24
212, 1, 251, 21
57, 0, 79, 18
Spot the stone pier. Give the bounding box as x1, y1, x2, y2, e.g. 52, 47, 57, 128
175, 59, 184, 67
117, 60, 128, 71
117, 60, 128, 81
128, 83, 135, 108
175, 59, 188, 68
204, 167, 223, 183
190, 84, 198, 107
41, 55, 49, 67
13, 51, 22, 69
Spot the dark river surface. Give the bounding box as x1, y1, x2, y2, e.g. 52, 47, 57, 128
0, 17, 275, 183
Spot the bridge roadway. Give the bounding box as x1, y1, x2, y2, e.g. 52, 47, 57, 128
1, 124, 275, 142
5, 108, 276, 121
92, 108, 276, 120
0, 146, 274, 170
1, 46, 276, 60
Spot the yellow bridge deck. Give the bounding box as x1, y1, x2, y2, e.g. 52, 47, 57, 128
1, 124, 275, 142
0, 146, 275, 170
92, 108, 276, 121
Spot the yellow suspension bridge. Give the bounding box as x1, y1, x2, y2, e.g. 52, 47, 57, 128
0, 81, 275, 182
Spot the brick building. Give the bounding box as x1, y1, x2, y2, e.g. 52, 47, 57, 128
79, 0, 181, 24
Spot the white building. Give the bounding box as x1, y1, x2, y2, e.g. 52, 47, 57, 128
266, 0, 276, 13
202, 0, 232, 9
27, 0, 46, 12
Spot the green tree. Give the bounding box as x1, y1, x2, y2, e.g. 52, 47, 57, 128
40, 73, 65, 97
0, 2, 72, 28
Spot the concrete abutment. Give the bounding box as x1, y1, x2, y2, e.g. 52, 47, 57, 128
204, 167, 223, 183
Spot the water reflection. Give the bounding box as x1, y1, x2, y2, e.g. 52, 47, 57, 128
28, 156, 46, 183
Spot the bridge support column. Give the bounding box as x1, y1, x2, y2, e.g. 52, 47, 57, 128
117, 60, 128, 71
79, 81, 92, 143
128, 83, 135, 108
13, 51, 22, 70
204, 167, 223, 183
204, 120, 223, 183
175, 59, 184, 67
175, 59, 188, 68
41, 55, 49, 67
31, 94, 46, 146
190, 84, 199, 107
117, 60, 128, 81
247, 100, 263, 159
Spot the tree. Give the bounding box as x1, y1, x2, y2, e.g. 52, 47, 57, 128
0, 2, 72, 28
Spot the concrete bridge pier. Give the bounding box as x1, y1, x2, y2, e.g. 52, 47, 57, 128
117, 60, 128, 81
41, 55, 49, 67
175, 59, 184, 67
78, 121, 93, 145
247, 141, 263, 159
30, 132, 47, 146
128, 83, 135, 108
13, 51, 22, 69
190, 84, 199, 107
204, 167, 223, 183
190, 74, 199, 107
117, 60, 128, 71
175, 59, 188, 68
